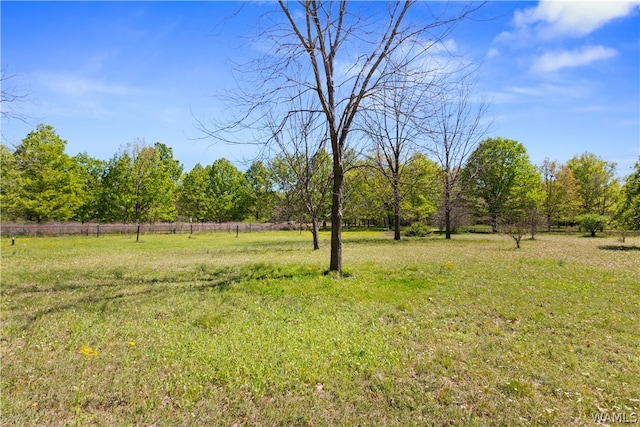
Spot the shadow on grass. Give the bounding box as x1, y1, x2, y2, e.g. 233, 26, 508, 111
598, 245, 640, 251
11, 262, 323, 332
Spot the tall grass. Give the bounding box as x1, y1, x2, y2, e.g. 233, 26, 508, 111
1, 231, 638, 425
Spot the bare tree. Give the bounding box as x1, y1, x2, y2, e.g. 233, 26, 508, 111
424, 78, 489, 239
1, 67, 30, 130
201, 1, 482, 275
502, 217, 526, 249
360, 80, 427, 240
269, 109, 333, 250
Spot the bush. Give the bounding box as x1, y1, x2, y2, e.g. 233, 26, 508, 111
576, 214, 609, 237
403, 223, 432, 237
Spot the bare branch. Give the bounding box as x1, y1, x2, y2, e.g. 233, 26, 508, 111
198, 1, 485, 272
1, 67, 30, 125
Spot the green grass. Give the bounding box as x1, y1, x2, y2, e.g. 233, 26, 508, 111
1, 231, 639, 426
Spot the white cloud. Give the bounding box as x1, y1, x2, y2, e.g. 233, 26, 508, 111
36, 72, 138, 98
531, 45, 618, 72
27, 71, 154, 121
486, 48, 500, 59
488, 80, 593, 104
570, 104, 608, 113
505, 0, 639, 40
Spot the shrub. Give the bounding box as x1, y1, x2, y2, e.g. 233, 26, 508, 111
403, 223, 432, 237
576, 214, 609, 237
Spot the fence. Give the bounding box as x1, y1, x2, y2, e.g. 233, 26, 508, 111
1, 221, 636, 239
0, 222, 306, 238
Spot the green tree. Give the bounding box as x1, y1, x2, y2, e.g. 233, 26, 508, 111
148, 143, 182, 222
271, 156, 301, 222
567, 152, 618, 216
155, 142, 184, 185
576, 213, 609, 237
207, 158, 251, 222
73, 153, 106, 223
11, 124, 84, 222
616, 158, 640, 232
463, 137, 539, 232
245, 160, 277, 222
134, 145, 179, 222
99, 142, 179, 223
179, 163, 212, 222
505, 159, 544, 239
400, 153, 442, 226
343, 158, 386, 227
99, 150, 136, 223
540, 159, 581, 231
0, 143, 21, 220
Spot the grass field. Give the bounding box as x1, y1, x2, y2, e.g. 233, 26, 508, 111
1, 230, 639, 426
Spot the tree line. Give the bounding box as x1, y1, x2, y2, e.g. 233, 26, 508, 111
1, 124, 638, 243
4, 3, 637, 275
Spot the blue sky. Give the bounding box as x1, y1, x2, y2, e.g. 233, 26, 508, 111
1, 1, 639, 176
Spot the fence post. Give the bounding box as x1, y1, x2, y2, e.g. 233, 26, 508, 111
136, 224, 141, 242
97, 224, 100, 238
236, 224, 239, 237
12, 237, 15, 246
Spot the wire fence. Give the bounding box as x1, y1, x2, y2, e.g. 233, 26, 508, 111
0, 221, 307, 238
1, 221, 636, 240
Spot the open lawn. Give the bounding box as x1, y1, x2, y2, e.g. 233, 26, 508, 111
1, 231, 639, 426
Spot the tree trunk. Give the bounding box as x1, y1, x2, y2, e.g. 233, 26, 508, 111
393, 210, 401, 240
444, 187, 452, 239
311, 216, 320, 251
393, 184, 401, 241
490, 214, 498, 233
329, 158, 344, 275
445, 207, 451, 239
529, 210, 537, 240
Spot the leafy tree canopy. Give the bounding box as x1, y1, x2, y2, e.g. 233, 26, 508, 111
463, 137, 540, 232
567, 152, 618, 216
11, 124, 84, 222
616, 158, 640, 230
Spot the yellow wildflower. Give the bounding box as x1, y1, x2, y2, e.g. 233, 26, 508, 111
127, 341, 136, 347
78, 345, 98, 359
